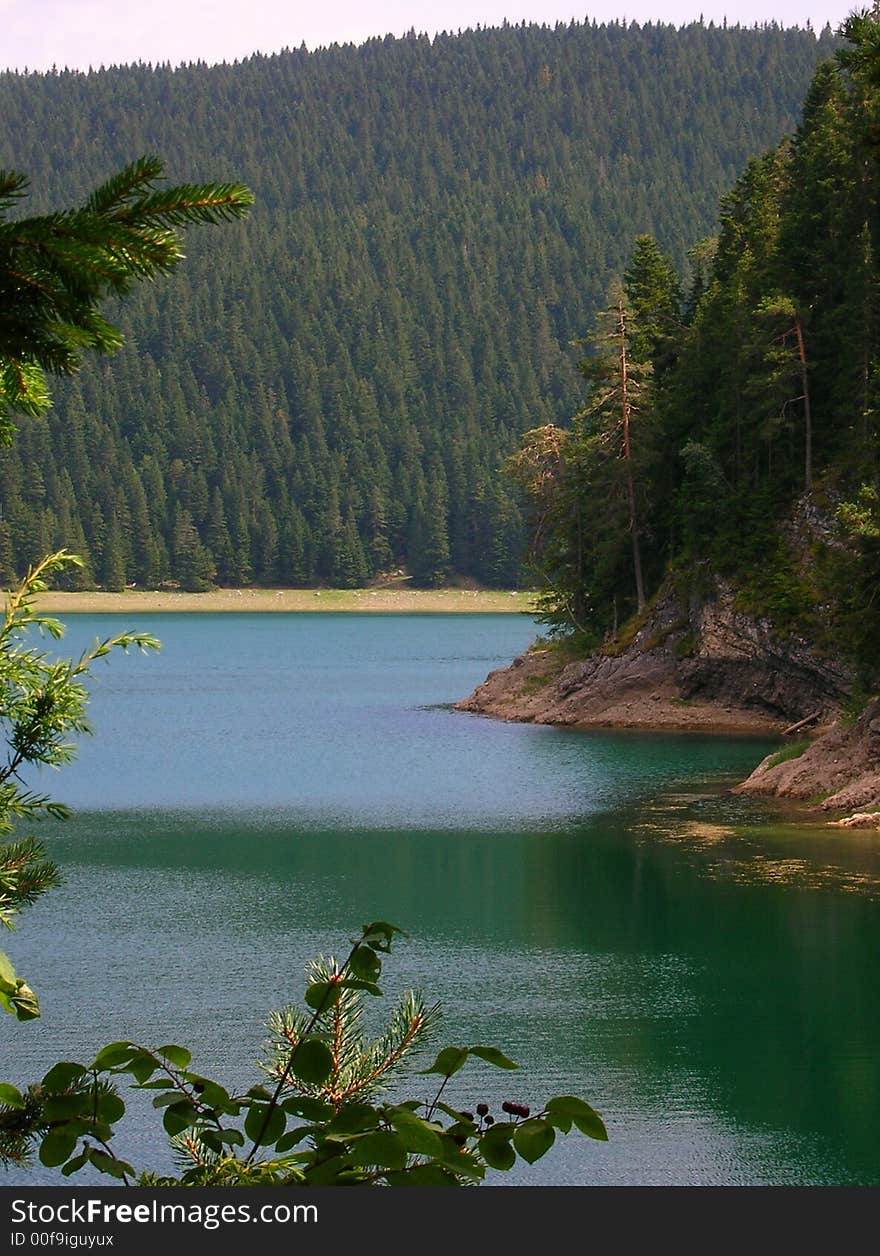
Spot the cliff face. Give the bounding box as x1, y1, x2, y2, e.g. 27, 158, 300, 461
457, 583, 848, 733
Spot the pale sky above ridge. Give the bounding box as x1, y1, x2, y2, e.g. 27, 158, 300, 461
0, 1, 861, 74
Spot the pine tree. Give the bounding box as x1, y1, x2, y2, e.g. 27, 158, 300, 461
576, 283, 655, 613
0, 157, 252, 437
173, 506, 216, 592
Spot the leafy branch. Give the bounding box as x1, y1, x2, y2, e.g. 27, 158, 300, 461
0, 925, 608, 1185
0, 551, 159, 1020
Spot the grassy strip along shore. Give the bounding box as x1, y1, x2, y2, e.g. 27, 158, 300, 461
26, 587, 536, 614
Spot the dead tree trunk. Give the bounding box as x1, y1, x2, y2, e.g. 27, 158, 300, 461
618, 298, 646, 612
794, 317, 812, 494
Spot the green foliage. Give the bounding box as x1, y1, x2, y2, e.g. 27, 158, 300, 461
840, 683, 876, 727
0, 156, 252, 437
831, 487, 880, 676
511, 15, 880, 683
0, 22, 831, 590
265, 956, 438, 1105
0, 552, 159, 1019
766, 739, 811, 769
0, 924, 607, 1183
511, 267, 664, 635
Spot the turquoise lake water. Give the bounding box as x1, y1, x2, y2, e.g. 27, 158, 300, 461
2, 612, 878, 1185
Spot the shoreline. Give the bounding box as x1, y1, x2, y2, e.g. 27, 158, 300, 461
25, 587, 537, 615
456, 644, 879, 829
454, 646, 793, 736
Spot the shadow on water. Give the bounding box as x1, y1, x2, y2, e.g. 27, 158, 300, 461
6, 790, 879, 1186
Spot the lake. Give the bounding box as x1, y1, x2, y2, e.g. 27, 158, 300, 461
2, 612, 879, 1185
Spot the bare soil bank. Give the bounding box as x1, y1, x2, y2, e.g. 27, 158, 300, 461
27, 588, 535, 614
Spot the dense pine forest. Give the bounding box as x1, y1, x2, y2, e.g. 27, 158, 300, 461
0, 19, 836, 590
513, 12, 880, 682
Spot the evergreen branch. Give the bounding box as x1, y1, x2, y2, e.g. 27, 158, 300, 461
244, 934, 369, 1164
85, 156, 166, 215
113, 183, 255, 228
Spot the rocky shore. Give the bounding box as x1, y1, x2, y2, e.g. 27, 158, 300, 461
735, 698, 880, 824
457, 584, 846, 731
456, 584, 878, 828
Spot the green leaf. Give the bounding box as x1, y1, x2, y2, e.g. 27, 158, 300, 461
151, 1092, 181, 1108
244, 1102, 286, 1147
513, 1118, 556, 1164
88, 1149, 133, 1180
387, 1109, 445, 1157
10, 982, 40, 1021
327, 1103, 380, 1135
41, 1062, 87, 1093
158, 1045, 192, 1069
339, 979, 382, 997
349, 945, 382, 982
545, 1096, 608, 1141
386, 1164, 458, 1185
304, 980, 342, 1011
127, 1052, 159, 1084
0, 1083, 24, 1109
436, 1102, 474, 1124
358, 922, 402, 953
162, 1101, 199, 1136
275, 1127, 313, 1153
181, 1075, 233, 1109
39, 1127, 79, 1167
281, 1096, 335, 1122
303, 1154, 351, 1185
347, 1130, 407, 1171
43, 1093, 91, 1122
218, 1128, 245, 1147
478, 1133, 516, 1171
469, 1046, 518, 1070
289, 1037, 333, 1085
437, 1139, 484, 1178
92, 1042, 137, 1070
546, 1110, 572, 1133
60, 1151, 89, 1178
95, 1092, 125, 1124
419, 1046, 470, 1077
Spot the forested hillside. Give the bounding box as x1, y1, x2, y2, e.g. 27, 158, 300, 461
0, 20, 835, 589
512, 13, 880, 683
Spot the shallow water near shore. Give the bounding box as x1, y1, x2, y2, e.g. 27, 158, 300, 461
2, 613, 879, 1185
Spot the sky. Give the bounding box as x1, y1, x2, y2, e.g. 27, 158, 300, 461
0, 1, 862, 73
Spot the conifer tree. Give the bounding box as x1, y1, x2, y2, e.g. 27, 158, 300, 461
0, 157, 252, 437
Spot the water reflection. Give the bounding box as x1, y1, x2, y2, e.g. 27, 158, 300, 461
3, 799, 877, 1186
4, 613, 878, 1185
